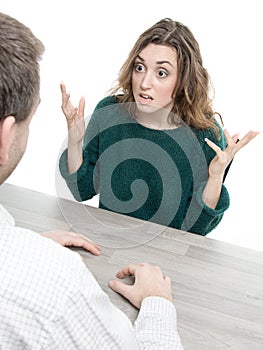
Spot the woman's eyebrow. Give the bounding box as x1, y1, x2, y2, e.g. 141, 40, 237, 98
156, 60, 174, 67
135, 55, 174, 67
135, 55, 144, 61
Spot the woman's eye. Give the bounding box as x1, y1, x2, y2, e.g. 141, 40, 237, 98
134, 63, 145, 72
157, 69, 168, 78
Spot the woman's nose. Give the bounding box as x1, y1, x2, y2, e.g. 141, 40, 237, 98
140, 72, 153, 89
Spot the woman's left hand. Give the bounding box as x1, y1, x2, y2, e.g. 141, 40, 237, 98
205, 129, 259, 179
41, 230, 101, 256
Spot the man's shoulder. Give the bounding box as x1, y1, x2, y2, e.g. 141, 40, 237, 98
0, 224, 85, 318
0, 204, 15, 226
0, 225, 90, 348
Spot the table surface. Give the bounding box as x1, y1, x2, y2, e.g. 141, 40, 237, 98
1, 183, 263, 350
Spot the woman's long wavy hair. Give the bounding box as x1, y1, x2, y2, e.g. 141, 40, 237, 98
109, 18, 222, 136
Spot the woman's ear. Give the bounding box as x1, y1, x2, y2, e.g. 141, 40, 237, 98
0, 116, 16, 165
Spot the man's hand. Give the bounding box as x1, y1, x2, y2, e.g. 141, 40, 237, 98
109, 262, 173, 309
42, 230, 101, 256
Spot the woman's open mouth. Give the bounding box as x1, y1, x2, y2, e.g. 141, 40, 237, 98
138, 93, 153, 104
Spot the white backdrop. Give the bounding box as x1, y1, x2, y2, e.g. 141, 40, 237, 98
2, 0, 262, 251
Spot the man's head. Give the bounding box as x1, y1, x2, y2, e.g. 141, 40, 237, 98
0, 12, 44, 184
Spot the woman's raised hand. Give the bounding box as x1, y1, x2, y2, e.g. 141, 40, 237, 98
60, 82, 86, 146
205, 129, 259, 179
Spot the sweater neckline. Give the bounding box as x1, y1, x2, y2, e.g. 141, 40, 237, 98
127, 114, 182, 132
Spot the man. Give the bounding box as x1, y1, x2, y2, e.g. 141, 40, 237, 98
0, 12, 183, 349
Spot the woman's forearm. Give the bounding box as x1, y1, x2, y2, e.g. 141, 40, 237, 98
202, 175, 224, 209
67, 141, 83, 174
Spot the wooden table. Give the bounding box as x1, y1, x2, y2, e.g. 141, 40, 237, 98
1, 183, 263, 350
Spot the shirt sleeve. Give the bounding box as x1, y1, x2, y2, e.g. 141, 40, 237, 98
134, 297, 184, 350
47, 264, 184, 350
0, 207, 184, 350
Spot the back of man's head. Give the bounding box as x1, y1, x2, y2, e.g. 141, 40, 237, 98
0, 12, 45, 123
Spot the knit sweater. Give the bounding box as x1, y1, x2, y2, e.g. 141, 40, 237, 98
59, 96, 230, 235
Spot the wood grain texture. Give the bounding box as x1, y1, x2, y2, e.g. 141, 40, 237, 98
1, 182, 263, 350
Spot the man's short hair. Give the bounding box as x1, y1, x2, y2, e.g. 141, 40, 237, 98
0, 13, 45, 122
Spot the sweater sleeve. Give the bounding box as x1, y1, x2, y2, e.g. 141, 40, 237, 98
59, 116, 99, 202
184, 181, 230, 235
59, 96, 118, 202
182, 125, 230, 235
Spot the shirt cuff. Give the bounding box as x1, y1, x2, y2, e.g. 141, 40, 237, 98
140, 296, 177, 320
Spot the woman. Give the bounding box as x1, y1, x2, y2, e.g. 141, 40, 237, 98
59, 18, 258, 235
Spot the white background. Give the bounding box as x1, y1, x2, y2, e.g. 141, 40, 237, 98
2, 0, 263, 251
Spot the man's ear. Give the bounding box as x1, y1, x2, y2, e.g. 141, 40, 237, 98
0, 116, 16, 165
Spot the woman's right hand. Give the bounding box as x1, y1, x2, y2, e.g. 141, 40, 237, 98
60, 82, 86, 146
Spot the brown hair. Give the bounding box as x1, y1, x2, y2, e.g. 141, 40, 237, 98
0, 13, 45, 122
110, 18, 221, 135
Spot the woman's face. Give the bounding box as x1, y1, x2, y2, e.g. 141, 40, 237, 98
132, 43, 178, 114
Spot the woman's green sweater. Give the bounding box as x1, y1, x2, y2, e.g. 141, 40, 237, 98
59, 96, 230, 235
